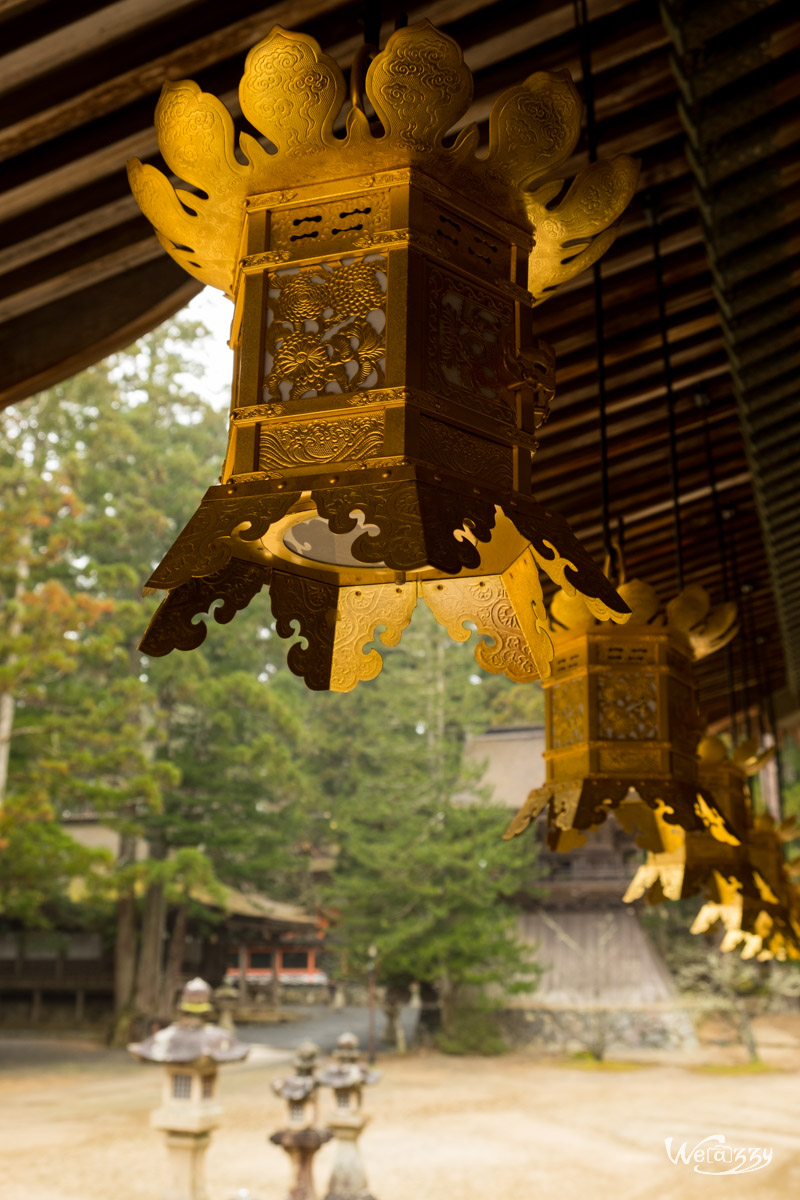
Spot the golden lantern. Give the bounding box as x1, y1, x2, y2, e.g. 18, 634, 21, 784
503, 576, 739, 848
625, 736, 800, 960
127, 21, 639, 691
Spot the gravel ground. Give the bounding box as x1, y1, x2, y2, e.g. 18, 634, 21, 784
2, 1016, 800, 1200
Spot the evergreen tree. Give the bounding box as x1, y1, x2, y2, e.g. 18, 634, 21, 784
308, 604, 542, 1043
1, 318, 312, 1030
2, 311, 544, 1045
0, 391, 116, 923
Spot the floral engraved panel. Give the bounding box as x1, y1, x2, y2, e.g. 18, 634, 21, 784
425, 266, 516, 427
551, 677, 585, 749
264, 255, 387, 403
258, 414, 385, 472
597, 673, 658, 741
598, 748, 660, 774
416, 415, 513, 488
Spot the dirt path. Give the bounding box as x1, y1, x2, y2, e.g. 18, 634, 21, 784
2, 1025, 800, 1200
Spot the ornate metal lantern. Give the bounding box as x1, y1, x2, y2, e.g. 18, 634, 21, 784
625, 736, 800, 960
504, 577, 738, 848
128, 21, 638, 691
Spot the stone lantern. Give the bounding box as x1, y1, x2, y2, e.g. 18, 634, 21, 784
317, 1033, 380, 1200
213, 983, 239, 1034
270, 1041, 332, 1200
129, 977, 249, 1200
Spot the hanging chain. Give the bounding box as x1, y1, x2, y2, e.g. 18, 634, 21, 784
695, 391, 738, 745
351, 1, 388, 112
574, 0, 616, 578
647, 192, 684, 593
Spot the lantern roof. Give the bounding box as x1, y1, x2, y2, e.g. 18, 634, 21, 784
550, 578, 739, 662
128, 975, 250, 1064
127, 22, 637, 302
128, 1017, 249, 1065
271, 1040, 320, 1103
316, 1031, 380, 1089
624, 737, 800, 961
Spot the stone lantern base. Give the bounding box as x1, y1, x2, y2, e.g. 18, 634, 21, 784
270, 1126, 333, 1200
324, 1112, 377, 1200
159, 1129, 213, 1200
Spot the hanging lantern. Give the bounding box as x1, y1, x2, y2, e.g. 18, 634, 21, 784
504, 576, 739, 848
626, 736, 800, 960
127, 21, 639, 691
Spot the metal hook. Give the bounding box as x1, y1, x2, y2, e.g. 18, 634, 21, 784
350, 42, 378, 114
602, 533, 626, 587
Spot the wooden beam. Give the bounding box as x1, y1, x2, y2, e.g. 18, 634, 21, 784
0, 125, 158, 224
0, 194, 139, 276
0, 0, 355, 162
0, 230, 163, 323
0, 0, 200, 97
0, 259, 201, 408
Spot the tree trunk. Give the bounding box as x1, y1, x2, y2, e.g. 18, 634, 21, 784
437, 971, 455, 1036
237, 944, 249, 1009
0, 688, 15, 807
734, 997, 760, 1063
114, 891, 138, 1015
0, 546, 30, 806
134, 877, 166, 1022
383, 1000, 407, 1054
160, 903, 187, 1018
112, 826, 139, 1031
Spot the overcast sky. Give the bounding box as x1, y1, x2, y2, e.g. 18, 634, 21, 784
181, 287, 237, 410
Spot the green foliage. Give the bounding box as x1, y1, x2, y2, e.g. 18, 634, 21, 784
312, 605, 542, 1022
2, 309, 545, 1028
0, 794, 110, 926
486, 675, 545, 727
435, 1000, 509, 1055
0, 318, 313, 978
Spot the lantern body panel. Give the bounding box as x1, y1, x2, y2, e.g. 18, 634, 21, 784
223, 173, 542, 497
545, 627, 699, 789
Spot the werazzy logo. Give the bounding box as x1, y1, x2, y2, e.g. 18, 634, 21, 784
665, 1134, 772, 1175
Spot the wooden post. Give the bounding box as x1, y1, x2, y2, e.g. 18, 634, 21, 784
270, 948, 280, 1011
237, 946, 249, 1009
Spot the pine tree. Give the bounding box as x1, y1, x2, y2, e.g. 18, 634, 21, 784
308, 603, 542, 1044
2, 312, 544, 1045
0, 392, 115, 922
1, 318, 312, 1030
